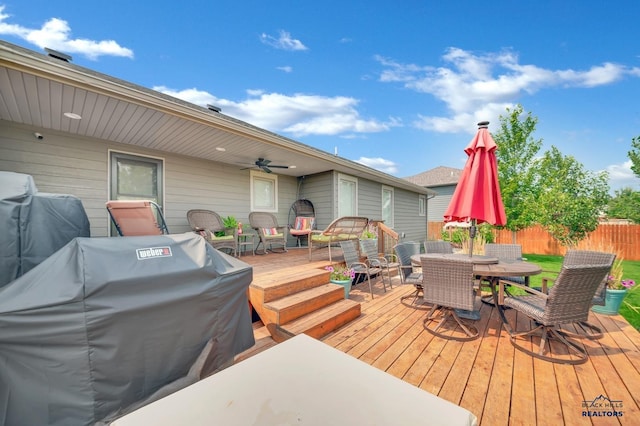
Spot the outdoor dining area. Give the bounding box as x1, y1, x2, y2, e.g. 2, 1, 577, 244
235, 247, 639, 425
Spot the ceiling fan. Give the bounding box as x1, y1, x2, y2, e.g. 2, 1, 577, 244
243, 158, 289, 174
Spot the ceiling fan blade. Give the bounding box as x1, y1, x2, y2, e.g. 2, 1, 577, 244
261, 166, 273, 173
266, 164, 289, 169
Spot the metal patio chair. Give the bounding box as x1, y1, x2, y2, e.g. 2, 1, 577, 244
394, 242, 428, 309
339, 239, 384, 300
360, 238, 398, 290
106, 200, 169, 236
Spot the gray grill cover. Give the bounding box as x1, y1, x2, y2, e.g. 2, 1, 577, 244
0, 171, 90, 287
0, 232, 255, 426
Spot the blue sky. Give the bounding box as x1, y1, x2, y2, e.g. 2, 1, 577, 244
1, 1, 639, 191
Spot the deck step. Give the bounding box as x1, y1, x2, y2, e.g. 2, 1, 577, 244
279, 299, 361, 339
250, 267, 330, 303
264, 284, 346, 325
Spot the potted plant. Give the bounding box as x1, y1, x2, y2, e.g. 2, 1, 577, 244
214, 215, 238, 237
592, 274, 636, 315
325, 264, 356, 299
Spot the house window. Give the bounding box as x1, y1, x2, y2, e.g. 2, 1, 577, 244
251, 170, 278, 212
338, 174, 358, 216
382, 186, 394, 227
110, 151, 163, 203
419, 195, 427, 217
109, 151, 164, 235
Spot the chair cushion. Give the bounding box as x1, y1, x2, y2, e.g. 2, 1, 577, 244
293, 216, 314, 230
262, 227, 279, 235
211, 234, 234, 241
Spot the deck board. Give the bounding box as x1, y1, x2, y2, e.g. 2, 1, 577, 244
234, 248, 640, 425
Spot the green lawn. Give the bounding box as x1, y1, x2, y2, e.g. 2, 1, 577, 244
524, 254, 640, 330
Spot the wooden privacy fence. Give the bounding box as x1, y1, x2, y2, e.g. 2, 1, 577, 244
428, 222, 640, 261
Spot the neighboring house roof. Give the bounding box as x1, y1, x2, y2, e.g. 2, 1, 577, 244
0, 40, 435, 196
404, 166, 462, 188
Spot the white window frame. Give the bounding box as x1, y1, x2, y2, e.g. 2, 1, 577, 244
381, 186, 394, 227
419, 195, 427, 217
250, 170, 278, 212
337, 173, 358, 216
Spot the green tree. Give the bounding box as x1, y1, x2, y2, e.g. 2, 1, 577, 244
629, 135, 640, 178
493, 105, 542, 241
534, 147, 610, 247
607, 187, 640, 224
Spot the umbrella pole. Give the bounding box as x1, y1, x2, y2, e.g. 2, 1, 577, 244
468, 219, 477, 257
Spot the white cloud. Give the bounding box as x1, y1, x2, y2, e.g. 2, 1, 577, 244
154, 86, 399, 137
605, 160, 640, 191
355, 156, 398, 174
377, 48, 639, 134
277, 66, 293, 73
259, 30, 308, 51
0, 5, 133, 60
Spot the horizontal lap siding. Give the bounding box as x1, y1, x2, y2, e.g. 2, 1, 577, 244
1, 123, 109, 236
300, 173, 333, 229
1, 122, 298, 238
394, 189, 427, 243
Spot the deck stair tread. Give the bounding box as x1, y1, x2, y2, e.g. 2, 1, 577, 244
279, 299, 361, 338
251, 267, 330, 302
264, 284, 346, 324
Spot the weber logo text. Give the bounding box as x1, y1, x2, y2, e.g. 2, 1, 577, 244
136, 247, 172, 260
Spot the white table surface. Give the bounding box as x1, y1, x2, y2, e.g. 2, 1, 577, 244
112, 334, 478, 426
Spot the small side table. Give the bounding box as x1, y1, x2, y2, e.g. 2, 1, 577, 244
237, 233, 255, 256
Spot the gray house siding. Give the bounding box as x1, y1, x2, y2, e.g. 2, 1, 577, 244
428, 184, 456, 222
393, 189, 428, 243
0, 122, 300, 237
297, 172, 333, 229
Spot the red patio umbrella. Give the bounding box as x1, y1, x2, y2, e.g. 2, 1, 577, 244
444, 121, 506, 255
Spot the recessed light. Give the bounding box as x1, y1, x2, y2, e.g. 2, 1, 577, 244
64, 112, 82, 120
289, 165, 297, 169
215, 147, 226, 152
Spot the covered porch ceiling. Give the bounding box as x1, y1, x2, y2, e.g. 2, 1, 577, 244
0, 40, 433, 195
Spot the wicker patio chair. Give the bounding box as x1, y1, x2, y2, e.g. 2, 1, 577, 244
539, 250, 616, 339
287, 199, 315, 247
423, 240, 454, 254
308, 216, 368, 262
394, 242, 427, 308
501, 263, 613, 364
421, 256, 481, 341
186, 209, 237, 256
340, 240, 384, 300
360, 238, 398, 290
484, 243, 526, 285
106, 200, 169, 236
249, 212, 288, 254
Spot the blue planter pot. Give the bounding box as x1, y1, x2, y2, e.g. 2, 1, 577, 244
591, 289, 627, 315
330, 279, 352, 299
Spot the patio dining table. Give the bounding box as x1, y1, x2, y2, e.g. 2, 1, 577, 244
410, 253, 542, 331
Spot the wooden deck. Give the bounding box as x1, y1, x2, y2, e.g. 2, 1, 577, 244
235, 247, 640, 425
